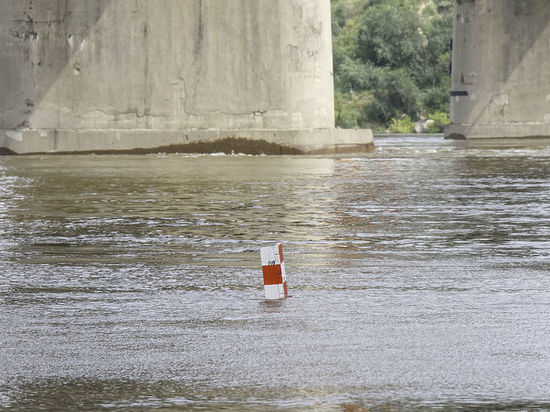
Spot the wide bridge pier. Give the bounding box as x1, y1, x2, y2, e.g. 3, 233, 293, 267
0, 0, 372, 155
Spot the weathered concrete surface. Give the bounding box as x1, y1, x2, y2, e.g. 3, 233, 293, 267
0, 0, 373, 154
0, 128, 373, 155
447, 0, 550, 139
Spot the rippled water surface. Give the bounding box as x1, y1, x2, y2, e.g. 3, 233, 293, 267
1, 136, 550, 410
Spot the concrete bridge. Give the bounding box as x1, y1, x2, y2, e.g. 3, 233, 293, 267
2, 0, 549, 154
447, 0, 550, 140
0, 0, 372, 155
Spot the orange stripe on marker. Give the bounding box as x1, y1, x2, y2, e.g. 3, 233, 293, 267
260, 243, 288, 299
262, 264, 283, 285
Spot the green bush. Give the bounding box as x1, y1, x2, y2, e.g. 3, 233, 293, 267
427, 111, 450, 133
389, 115, 415, 133
334, 92, 371, 129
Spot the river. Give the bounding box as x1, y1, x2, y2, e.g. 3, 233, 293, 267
1, 136, 549, 410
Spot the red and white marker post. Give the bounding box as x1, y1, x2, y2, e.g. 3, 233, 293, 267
260, 243, 288, 300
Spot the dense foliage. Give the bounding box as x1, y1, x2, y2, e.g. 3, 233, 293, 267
332, 0, 453, 131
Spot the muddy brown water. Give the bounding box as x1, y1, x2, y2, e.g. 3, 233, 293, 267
1, 136, 550, 410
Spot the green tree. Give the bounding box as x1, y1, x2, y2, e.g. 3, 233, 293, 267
367, 69, 421, 123
355, 0, 424, 71
332, 0, 453, 129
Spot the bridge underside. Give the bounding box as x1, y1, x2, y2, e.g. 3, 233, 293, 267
447, 0, 550, 140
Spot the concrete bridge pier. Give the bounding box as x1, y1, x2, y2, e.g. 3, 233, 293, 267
447, 0, 550, 140
0, 0, 373, 155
